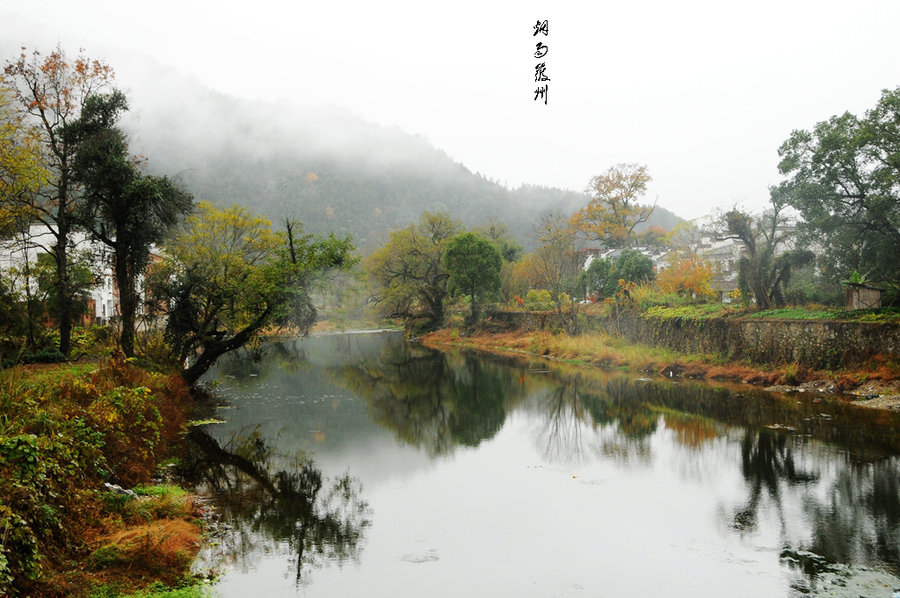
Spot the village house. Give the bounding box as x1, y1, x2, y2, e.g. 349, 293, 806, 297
693, 232, 743, 302
579, 220, 812, 305
580, 233, 746, 303
0, 223, 156, 325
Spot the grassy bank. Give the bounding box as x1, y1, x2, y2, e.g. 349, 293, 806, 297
0, 358, 209, 597
639, 303, 900, 323
422, 328, 900, 395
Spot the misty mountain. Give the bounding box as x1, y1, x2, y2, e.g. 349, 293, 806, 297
117, 57, 682, 253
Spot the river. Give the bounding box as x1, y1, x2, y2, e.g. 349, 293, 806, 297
184, 331, 900, 597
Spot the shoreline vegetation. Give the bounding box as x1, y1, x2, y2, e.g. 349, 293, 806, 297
421, 325, 900, 410
0, 357, 212, 598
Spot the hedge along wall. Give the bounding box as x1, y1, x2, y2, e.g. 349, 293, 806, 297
487, 310, 900, 369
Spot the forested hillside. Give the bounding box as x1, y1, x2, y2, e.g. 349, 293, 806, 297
122, 61, 681, 252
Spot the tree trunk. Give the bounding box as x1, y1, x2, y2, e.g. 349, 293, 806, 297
20, 242, 38, 351
55, 217, 73, 357
426, 296, 444, 330
115, 246, 136, 357
181, 307, 273, 386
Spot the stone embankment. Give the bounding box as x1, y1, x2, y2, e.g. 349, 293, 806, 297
482, 310, 900, 409
488, 310, 900, 370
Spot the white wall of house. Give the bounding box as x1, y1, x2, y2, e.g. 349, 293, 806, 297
0, 224, 119, 322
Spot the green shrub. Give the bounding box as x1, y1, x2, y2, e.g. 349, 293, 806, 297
748, 307, 834, 320
643, 304, 731, 321
524, 289, 554, 311
0, 504, 40, 592
8, 348, 67, 366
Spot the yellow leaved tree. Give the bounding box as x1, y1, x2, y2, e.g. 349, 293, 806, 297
571, 163, 655, 248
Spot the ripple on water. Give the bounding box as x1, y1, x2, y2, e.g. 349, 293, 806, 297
400, 549, 439, 564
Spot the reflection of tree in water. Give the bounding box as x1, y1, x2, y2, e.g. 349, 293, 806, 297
801, 457, 900, 576
603, 379, 660, 440
181, 427, 370, 586
200, 333, 900, 590
212, 340, 311, 383
731, 429, 819, 532
723, 428, 900, 580
532, 374, 662, 464
541, 370, 900, 580
211, 334, 389, 384
537, 377, 591, 463
330, 343, 509, 456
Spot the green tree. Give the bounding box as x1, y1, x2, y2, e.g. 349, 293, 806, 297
615, 249, 656, 285
471, 222, 524, 304
723, 199, 813, 310
776, 87, 900, 299
366, 211, 460, 333
580, 249, 655, 301
443, 232, 502, 324
65, 90, 193, 356
3, 46, 114, 356
580, 256, 616, 300
571, 163, 655, 248
149, 203, 353, 385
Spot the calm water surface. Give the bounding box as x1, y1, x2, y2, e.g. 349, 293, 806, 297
186, 332, 900, 597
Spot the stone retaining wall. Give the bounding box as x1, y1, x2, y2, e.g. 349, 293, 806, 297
487, 310, 900, 368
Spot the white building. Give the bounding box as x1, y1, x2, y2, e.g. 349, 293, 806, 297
0, 224, 117, 323
579, 234, 747, 303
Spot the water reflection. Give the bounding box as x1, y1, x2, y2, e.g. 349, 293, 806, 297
801, 456, 900, 575
331, 342, 510, 455
530, 374, 658, 464
212, 339, 310, 382
181, 427, 370, 585
730, 429, 819, 533
551, 373, 900, 577
201, 333, 900, 595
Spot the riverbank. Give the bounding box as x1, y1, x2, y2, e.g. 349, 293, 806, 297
422, 329, 900, 410
0, 358, 210, 597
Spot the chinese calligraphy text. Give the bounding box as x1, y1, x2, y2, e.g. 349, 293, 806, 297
532, 19, 549, 105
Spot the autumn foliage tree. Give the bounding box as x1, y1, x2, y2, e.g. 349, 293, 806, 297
517, 212, 583, 334
656, 255, 717, 300
0, 87, 46, 232
3, 46, 114, 356
0, 86, 48, 350
571, 163, 655, 248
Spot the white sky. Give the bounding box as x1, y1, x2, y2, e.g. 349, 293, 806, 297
3, 0, 900, 220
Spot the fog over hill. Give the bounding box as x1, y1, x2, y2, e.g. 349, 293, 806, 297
118, 54, 686, 252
